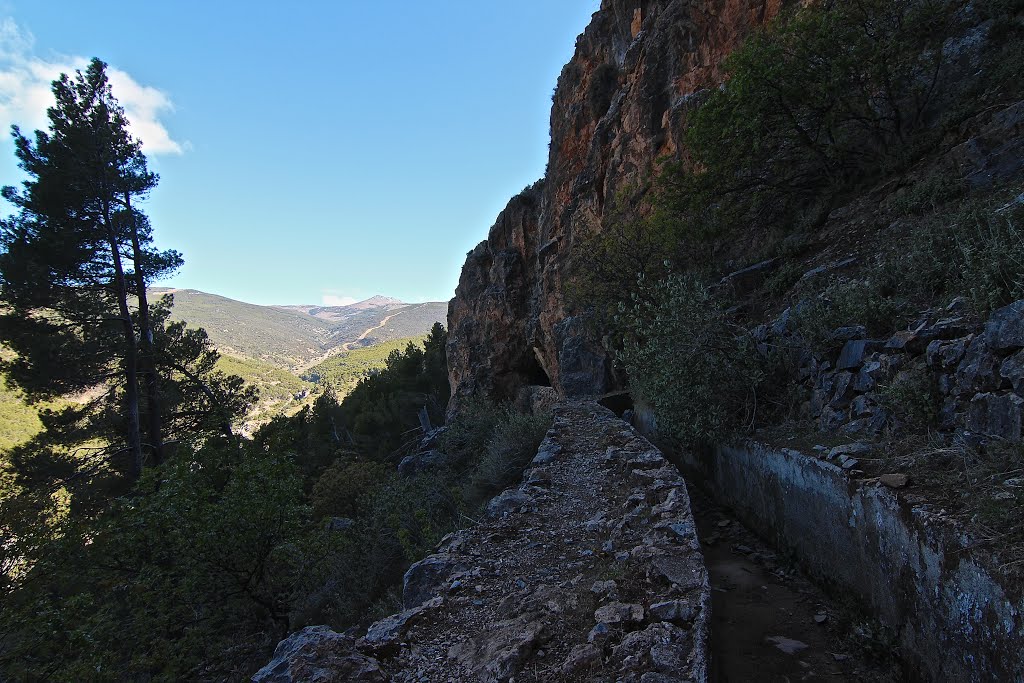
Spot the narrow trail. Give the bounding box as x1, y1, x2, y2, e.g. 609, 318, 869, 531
255, 401, 713, 682
369, 401, 710, 682
339, 310, 404, 352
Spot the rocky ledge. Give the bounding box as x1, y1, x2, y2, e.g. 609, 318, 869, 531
254, 401, 710, 682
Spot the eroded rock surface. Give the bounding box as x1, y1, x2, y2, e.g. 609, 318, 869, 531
447, 0, 783, 410
257, 402, 710, 682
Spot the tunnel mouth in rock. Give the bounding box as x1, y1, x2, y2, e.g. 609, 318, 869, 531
598, 391, 634, 417
517, 349, 552, 387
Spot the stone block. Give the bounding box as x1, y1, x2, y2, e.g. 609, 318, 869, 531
967, 392, 1024, 441
986, 300, 1024, 351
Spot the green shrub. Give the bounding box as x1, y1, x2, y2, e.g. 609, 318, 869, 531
794, 274, 908, 352
464, 409, 551, 510
310, 458, 389, 520
795, 192, 1024, 349
876, 362, 942, 431
673, 0, 955, 238
617, 273, 763, 446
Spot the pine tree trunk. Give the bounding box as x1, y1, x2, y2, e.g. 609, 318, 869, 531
125, 194, 164, 465
103, 202, 143, 479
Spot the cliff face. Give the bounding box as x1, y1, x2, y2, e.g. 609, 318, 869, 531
447, 0, 783, 409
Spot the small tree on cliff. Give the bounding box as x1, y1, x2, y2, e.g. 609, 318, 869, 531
0, 58, 181, 479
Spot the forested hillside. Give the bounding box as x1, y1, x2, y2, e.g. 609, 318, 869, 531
153, 287, 447, 370
0, 58, 540, 681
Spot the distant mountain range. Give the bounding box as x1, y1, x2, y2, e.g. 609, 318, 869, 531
151, 288, 447, 370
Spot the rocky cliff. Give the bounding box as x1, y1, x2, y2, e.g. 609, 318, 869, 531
447, 0, 783, 408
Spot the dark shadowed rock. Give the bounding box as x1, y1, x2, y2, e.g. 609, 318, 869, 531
967, 392, 1024, 441
956, 336, 1000, 394
358, 597, 442, 655
252, 626, 384, 683
837, 340, 868, 370
1000, 349, 1024, 394
398, 449, 446, 477
486, 488, 534, 518
403, 554, 470, 608
986, 300, 1024, 351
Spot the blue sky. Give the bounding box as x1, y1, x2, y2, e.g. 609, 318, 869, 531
0, 1, 600, 306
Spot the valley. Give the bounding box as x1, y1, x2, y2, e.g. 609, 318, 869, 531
155, 289, 447, 430
152, 287, 447, 371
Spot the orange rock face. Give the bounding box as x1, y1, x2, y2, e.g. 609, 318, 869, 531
447, 0, 782, 411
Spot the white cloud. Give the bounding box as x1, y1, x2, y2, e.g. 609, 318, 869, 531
322, 294, 358, 307
0, 18, 183, 155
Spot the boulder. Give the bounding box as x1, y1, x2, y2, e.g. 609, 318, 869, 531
403, 554, 469, 608
927, 337, 970, 369
967, 392, 1024, 441
648, 599, 697, 624
999, 349, 1024, 394
359, 597, 442, 655
253, 626, 384, 683
853, 360, 883, 392
398, 449, 445, 477
836, 340, 868, 370
594, 602, 645, 624
828, 372, 856, 408
486, 488, 534, 518
986, 300, 1024, 351
956, 336, 1000, 395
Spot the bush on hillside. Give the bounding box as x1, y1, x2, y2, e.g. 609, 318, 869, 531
678, 0, 956, 232
617, 273, 763, 446
463, 408, 551, 511
794, 191, 1024, 351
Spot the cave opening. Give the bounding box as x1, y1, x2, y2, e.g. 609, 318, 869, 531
519, 349, 552, 387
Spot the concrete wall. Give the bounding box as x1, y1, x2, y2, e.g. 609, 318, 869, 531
677, 441, 1022, 682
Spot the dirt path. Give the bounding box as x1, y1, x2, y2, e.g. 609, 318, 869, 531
294, 308, 413, 373
338, 310, 404, 352
686, 486, 904, 682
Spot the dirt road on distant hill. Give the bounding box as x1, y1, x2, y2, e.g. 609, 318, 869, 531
294, 306, 419, 374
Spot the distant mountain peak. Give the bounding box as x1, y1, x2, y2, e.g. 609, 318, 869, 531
356, 295, 404, 307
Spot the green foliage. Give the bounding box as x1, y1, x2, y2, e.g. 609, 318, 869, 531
289, 397, 549, 630
310, 457, 388, 519
876, 362, 942, 431
302, 335, 428, 390
617, 273, 762, 446
0, 371, 42, 455
463, 408, 551, 511
680, 0, 955, 231
321, 323, 449, 461
0, 440, 316, 681
795, 190, 1024, 350
566, 186, 686, 337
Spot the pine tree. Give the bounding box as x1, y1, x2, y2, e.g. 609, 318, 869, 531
0, 58, 181, 480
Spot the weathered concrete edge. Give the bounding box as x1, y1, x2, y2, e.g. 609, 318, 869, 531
677, 440, 1022, 682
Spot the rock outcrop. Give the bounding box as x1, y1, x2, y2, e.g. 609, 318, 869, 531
447, 0, 784, 410
257, 402, 710, 682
